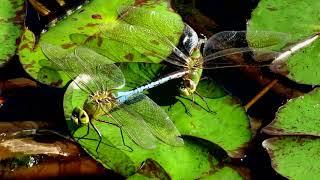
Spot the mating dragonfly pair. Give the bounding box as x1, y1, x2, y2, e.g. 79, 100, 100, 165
41, 5, 319, 152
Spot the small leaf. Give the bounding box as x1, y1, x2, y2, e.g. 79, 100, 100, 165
166, 90, 251, 158
19, 0, 184, 87
118, 63, 252, 157
247, 0, 320, 85
263, 88, 320, 135
263, 137, 320, 179
0, 0, 24, 65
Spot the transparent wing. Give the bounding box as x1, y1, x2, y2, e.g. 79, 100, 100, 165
99, 22, 189, 67
121, 93, 184, 146
41, 43, 125, 93
117, 5, 190, 65
107, 101, 158, 149
204, 31, 291, 53
71, 5, 189, 68
202, 31, 290, 69
74, 47, 125, 90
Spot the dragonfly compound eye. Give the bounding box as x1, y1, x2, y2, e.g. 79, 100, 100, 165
179, 79, 196, 96
71, 106, 89, 126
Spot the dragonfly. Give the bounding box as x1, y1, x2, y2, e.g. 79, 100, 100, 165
70, 6, 320, 103
41, 44, 186, 152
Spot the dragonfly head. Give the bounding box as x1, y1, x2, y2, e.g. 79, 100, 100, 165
71, 106, 89, 126
179, 79, 197, 96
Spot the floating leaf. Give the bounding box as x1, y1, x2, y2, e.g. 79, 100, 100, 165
119, 63, 251, 157
70, 0, 184, 64
63, 61, 251, 178
247, 0, 320, 85
199, 166, 244, 180
263, 88, 320, 135
19, 0, 184, 87
263, 137, 320, 179
0, 0, 24, 65
166, 90, 251, 158
128, 164, 244, 179
63, 67, 217, 177
64, 81, 219, 177
19, 0, 132, 86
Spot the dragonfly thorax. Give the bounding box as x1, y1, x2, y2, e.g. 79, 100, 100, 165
82, 91, 118, 120
180, 49, 204, 96
91, 91, 116, 104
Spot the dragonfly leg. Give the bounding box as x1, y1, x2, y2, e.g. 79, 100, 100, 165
178, 95, 214, 114
96, 119, 133, 152
75, 122, 90, 141
89, 120, 102, 155
175, 97, 192, 116
195, 91, 215, 114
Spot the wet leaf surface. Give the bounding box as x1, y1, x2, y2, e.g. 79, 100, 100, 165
0, 0, 24, 66
263, 88, 320, 135
63, 59, 251, 177
19, 0, 184, 87
248, 0, 320, 85
263, 137, 320, 180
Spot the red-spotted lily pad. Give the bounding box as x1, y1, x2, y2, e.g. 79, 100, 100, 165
18, 0, 184, 87
0, 0, 24, 66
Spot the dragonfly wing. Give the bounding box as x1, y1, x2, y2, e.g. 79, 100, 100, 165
99, 22, 188, 67
182, 24, 199, 55
204, 31, 291, 55
118, 6, 190, 66
204, 31, 291, 53
202, 47, 282, 69
108, 103, 157, 149
202, 31, 290, 68
121, 94, 184, 146
74, 47, 125, 90
70, 5, 189, 67
41, 43, 124, 93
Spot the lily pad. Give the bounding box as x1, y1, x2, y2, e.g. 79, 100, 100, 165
0, 0, 24, 66
247, 0, 320, 85
63, 62, 251, 178
263, 137, 320, 179
70, 0, 184, 64
166, 91, 251, 158
18, 0, 184, 87
199, 166, 244, 180
128, 163, 244, 179
64, 80, 218, 177
119, 63, 251, 157
263, 88, 320, 135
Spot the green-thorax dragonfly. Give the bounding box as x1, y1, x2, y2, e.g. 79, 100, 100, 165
41, 44, 186, 152
70, 6, 320, 101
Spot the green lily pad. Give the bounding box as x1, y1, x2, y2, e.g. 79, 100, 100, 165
128, 163, 244, 180
0, 0, 24, 65
199, 166, 244, 180
119, 63, 251, 157
19, 0, 132, 86
64, 81, 218, 177
247, 0, 320, 85
166, 92, 251, 158
263, 88, 320, 135
18, 0, 184, 87
263, 137, 320, 179
70, 0, 184, 64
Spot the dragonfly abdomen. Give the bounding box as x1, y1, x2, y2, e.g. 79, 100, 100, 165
116, 70, 189, 104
